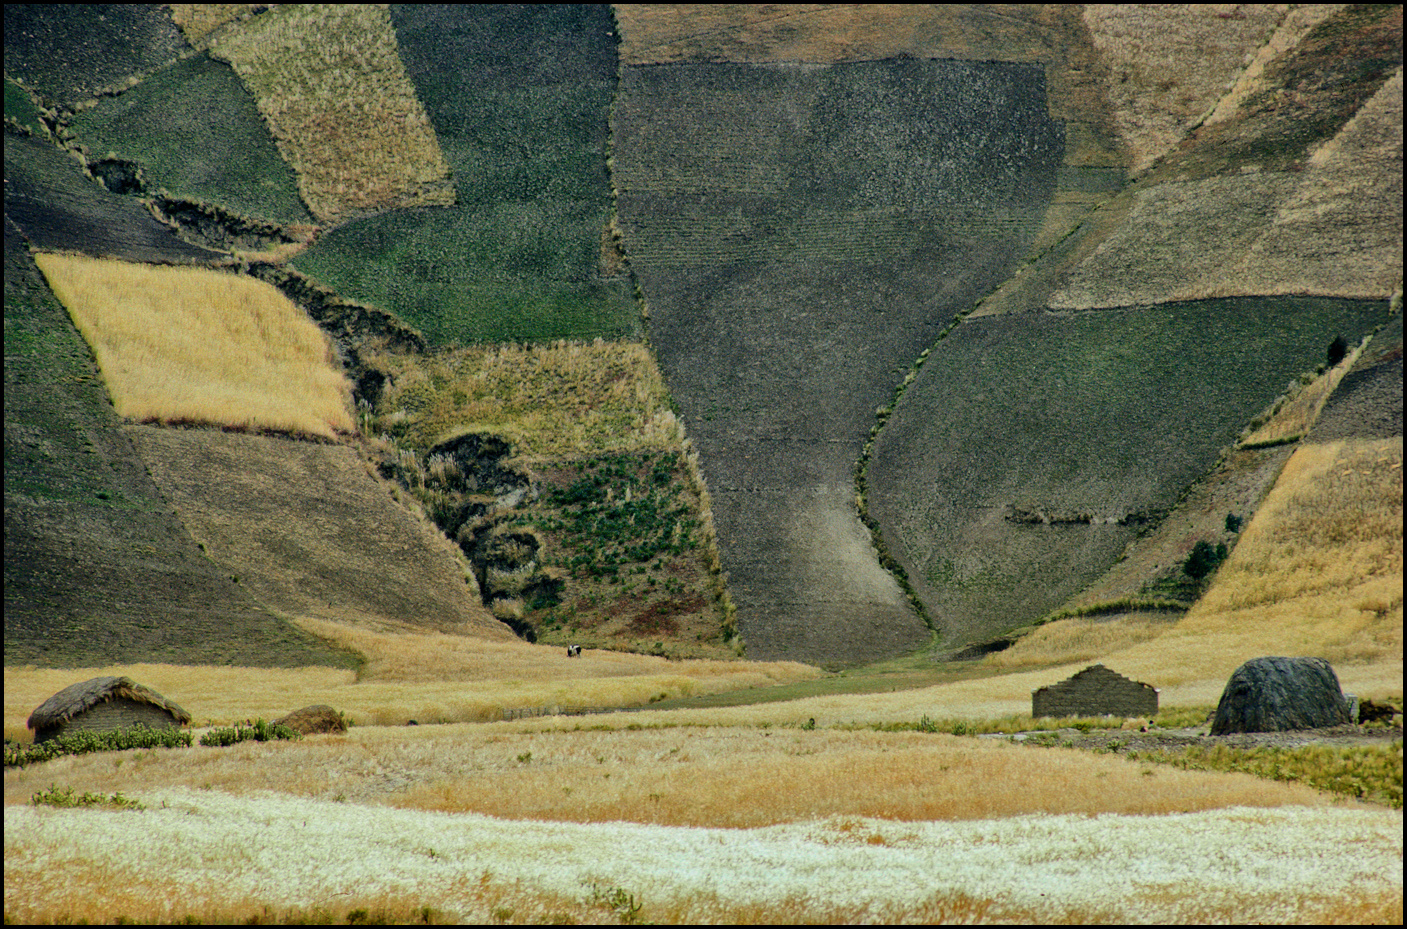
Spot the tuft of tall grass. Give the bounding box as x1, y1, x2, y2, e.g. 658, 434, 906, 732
34, 253, 353, 439
208, 4, 454, 222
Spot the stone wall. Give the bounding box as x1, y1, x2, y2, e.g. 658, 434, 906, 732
1032, 664, 1158, 718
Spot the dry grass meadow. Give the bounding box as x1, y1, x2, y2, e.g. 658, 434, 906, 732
33, 252, 354, 439
369, 339, 685, 461
207, 3, 455, 223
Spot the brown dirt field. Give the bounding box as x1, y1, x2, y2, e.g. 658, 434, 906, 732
121, 426, 515, 639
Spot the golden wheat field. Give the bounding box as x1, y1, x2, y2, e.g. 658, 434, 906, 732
33, 252, 355, 439
207, 3, 455, 222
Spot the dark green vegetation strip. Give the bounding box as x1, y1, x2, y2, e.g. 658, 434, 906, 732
291, 5, 636, 346
1129, 741, 1404, 809
867, 297, 1392, 648
2, 223, 356, 669
6, 726, 193, 768
67, 53, 311, 225
2, 5, 190, 105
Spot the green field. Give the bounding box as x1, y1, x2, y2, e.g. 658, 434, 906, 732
290, 5, 635, 346
868, 296, 1393, 648
67, 53, 311, 225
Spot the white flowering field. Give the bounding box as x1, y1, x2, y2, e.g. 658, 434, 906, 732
5, 789, 1401, 923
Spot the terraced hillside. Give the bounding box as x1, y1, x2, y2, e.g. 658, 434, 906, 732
4, 5, 1401, 671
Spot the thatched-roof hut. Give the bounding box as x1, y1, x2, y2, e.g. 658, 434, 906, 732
27, 676, 191, 744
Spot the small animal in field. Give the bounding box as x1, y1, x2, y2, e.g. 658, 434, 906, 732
567, 644, 582, 657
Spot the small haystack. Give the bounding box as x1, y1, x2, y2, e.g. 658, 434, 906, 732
27, 676, 191, 744
1210, 657, 1351, 735
275, 704, 347, 735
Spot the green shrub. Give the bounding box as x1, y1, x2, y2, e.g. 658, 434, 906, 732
1183, 540, 1229, 579
31, 784, 146, 811
5, 725, 192, 767
198, 718, 302, 747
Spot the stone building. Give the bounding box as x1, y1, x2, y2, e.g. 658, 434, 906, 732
1032, 664, 1158, 718
26, 676, 191, 743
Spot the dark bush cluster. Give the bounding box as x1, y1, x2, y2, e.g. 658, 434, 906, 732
536, 452, 697, 578
5, 725, 192, 767
1183, 540, 1230, 579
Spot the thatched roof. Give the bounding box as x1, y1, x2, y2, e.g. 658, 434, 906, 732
27, 676, 192, 731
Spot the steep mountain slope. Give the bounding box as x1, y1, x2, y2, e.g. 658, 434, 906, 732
4, 4, 1400, 670
3, 221, 353, 668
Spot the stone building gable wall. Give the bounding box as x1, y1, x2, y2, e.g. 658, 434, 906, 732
1033, 665, 1158, 718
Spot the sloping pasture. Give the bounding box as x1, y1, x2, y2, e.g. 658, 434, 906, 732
3, 225, 346, 669
2, 4, 189, 105
290, 5, 636, 346
4, 131, 218, 264
868, 297, 1391, 649
67, 52, 311, 226
366, 340, 735, 654
614, 57, 1065, 665
122, 426, 514, 642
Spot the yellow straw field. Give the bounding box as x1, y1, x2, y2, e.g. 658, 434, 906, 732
209, 3, 455, 222
34, 252, 354, 439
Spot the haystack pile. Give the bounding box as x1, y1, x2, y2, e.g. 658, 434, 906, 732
1210, 657, 1350, 735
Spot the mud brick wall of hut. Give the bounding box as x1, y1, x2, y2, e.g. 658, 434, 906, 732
1032, 665, 1158, 718
42, 698, 184, 742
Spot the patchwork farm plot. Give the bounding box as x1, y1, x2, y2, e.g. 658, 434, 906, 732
614, 57, 1066, 665
291, 5, 637, 346
67, 52, 311, 227
3, 5, 1402, 924
869, 296, 1392, 650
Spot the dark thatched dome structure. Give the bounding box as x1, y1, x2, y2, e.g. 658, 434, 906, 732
1210, 657, 1351, 735
27, 676, 192, 744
